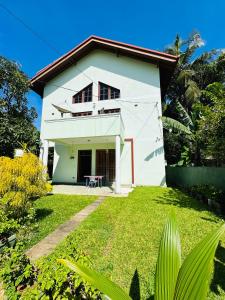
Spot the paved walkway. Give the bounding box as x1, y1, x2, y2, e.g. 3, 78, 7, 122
26, 196, 105, 261
52, 184, 132, 197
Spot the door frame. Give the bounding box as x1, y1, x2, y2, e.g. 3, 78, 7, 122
77, 150, 92, 183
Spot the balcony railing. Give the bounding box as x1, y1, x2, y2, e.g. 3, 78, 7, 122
42, 113, 124, 141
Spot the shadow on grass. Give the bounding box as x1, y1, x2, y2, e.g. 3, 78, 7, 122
35, 208, 53, 221
129, 269, 140, 300
210, 243, 225, 295
154, 188, 209, 213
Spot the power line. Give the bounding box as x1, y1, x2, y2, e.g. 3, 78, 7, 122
1, 3, 161, 106
0, 3, 98, 87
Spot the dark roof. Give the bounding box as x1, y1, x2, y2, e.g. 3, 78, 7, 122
30, 35, 178, 97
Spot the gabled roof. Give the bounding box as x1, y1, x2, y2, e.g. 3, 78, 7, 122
30, 35, 178, 97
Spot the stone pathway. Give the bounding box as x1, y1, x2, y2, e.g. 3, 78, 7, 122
26, 196, 105, 261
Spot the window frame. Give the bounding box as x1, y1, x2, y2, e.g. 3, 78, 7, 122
98, 82, 120, 101
72, 84, 93, 104
72, 111, 93, 117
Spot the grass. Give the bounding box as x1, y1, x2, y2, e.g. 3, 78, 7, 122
24, 194, 96, 248
42, 187, 225, 300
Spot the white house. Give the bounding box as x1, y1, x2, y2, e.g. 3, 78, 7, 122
31, 36, 177, 193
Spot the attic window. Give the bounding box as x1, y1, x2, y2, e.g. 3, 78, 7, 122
99, 82, 120, 101
72, 84, 92, 103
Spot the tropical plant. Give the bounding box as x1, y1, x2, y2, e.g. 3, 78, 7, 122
196, 82, 225, 165
59, 212, 225, 300
163, 33, 225, 166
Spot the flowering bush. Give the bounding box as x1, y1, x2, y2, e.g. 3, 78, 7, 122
0, 153, 52, 220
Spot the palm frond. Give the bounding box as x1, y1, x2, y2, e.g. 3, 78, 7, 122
155, 211, 181, 300
174, 224, 225, 300
161, 116, 193, 136
58, 259, 131, 300
174, 100, 194, 128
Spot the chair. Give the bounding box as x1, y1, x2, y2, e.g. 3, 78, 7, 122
88, 176, 97, 188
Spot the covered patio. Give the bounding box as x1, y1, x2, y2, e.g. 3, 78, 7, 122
40, 113, 125, 194
52, 184, 133, 197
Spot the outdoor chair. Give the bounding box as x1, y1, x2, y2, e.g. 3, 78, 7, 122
88, 176, 98, 188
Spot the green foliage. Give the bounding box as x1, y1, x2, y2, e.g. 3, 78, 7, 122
177, 146, 192, 166
196, 82, 225, 165
185, 185, 225, 214
59, 259, 131, 300
57, 212, 225, 300
163, 33, 225, 166
25, 245, 101, 299
0, 153, 52, 220
0, 243, 36, 299
162, 116, 193, 136
0, 210, 19, 239
155, 211, 181, 300
0, 56, 39, 157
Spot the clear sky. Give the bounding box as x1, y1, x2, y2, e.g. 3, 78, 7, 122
0, 0, 224, 129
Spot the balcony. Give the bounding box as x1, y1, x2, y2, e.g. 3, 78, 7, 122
42, 113, 125, 142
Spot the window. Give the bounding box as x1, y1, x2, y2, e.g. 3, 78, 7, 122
98, 108, 120, 115
99, 82, 120, 101
72, 84, 92, 103
72, 111, 92, 117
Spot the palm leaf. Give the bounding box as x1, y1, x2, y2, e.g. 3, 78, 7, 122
58, 259, 131, 300
185, 80, 201, 103
177, 70, 195, 84
174, 224, 225, 300
155, 211, 181, 300
161, 116, 193, 136
174, 100, 194, 128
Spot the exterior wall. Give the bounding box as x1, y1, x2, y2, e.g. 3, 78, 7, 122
53, 142, 117, 183
41, 49, 166, 186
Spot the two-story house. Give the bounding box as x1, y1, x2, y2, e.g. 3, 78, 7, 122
30, 36, 178, 193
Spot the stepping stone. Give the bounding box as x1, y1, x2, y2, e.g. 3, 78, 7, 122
26, 196, 105, 261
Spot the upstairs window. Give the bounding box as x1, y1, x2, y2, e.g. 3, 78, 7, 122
99, 82, 120, 101
98, 108, 120, 115
72, 84, 92, 104
72, 111, 92, 117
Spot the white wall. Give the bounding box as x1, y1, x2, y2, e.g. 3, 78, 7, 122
41, 49, 166, 186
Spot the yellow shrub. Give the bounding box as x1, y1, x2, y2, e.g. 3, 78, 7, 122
0, 153, 52, 219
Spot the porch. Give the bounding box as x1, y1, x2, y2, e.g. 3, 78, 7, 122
40, 113, 127, 193
52, 184, 133, 197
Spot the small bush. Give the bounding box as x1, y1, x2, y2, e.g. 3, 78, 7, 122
0, 243, 37, 299
0, 241, 101, 299
0, 153, 52, 220
0, 210, 19, 240
185, 185, 225, 214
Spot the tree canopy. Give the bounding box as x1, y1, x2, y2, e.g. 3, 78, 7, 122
163, 33, 225, 166
0, 56, 39, 157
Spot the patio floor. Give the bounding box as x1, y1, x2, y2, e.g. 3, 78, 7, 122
52, 184, 132, 197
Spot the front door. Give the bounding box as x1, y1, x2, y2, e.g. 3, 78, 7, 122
77, 150, 92, 183
96, 149, 115, 184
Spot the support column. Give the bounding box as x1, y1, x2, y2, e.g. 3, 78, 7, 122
42, 140, 49, 167
115, 135, 121, 194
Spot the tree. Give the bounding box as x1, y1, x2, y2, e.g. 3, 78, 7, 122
196, 82, 225, 166
163, 33, 225, 165
0, 56, 39, 157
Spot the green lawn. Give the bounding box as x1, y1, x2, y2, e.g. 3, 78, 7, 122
24, 194, 96, 248
42, 187, 225, 299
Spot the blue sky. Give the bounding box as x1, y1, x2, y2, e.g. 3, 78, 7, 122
0, 0, 224, 129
